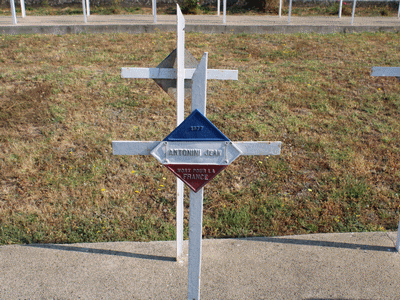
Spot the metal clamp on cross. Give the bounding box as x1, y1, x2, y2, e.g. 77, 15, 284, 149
371, 66, 400, 252
118, 5, 238, 263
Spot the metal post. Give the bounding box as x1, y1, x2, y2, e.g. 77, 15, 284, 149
398, 0, 399, 19
86, 0, 90, 16
176, 4, 185, 261
191, 53, 208, 115
339, 0, 343, 18
396, 218, 400, 252
187, 188, 204, 300
153, 0, 157, 24
279, 0, 282, 17
288, 0, 292, 24
223, 0, 226, 24
187, 52, 208, 300
177, 5, 185, 126
21, 0, 26, 18
176, 179, 184, 261
217, 0, 220, 16
10, 0, 17, 25
82, 0, 87, 23
351, 0, 356, 25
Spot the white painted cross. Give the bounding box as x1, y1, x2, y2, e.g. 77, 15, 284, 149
351, 0, 357, 25
114, 7, 281, 299
372, 66, 400, 252
21, 0, 26, 18
153, 0, 158, 23
113, 51, 281, 300
10, 0, 17, 25
120, 5, 238, 262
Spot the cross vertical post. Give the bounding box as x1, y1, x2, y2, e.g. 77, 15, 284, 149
396, 219, 400, 252
153, 0, 157, 23
398, 0, 399, 19
86, 0, 90, 16
223, 0, 227, 24
187, 188, 204, 300
10, 0, 17, 25
372, 66, 400, 251
21, 0, 26, 18
191, 53, 208, 115
351, 0, 357, 25
82, 0, 87, 23
187, 53, 208, 300
176, 5, 186, 261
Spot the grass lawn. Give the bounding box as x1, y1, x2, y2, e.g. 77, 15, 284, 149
0, 31, 399, 245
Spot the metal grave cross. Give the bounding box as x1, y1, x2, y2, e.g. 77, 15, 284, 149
113, 51, 282, 299
119, 5, 238, 262
371, 66, 400, 252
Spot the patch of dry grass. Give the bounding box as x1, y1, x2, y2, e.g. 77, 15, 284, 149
0, 31, 399, 244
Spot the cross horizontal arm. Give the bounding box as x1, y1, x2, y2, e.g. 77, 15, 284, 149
234, 141, 281, 156
112, 141, 160, 155
112, 141, 282, 156
121, 67, 238, 80
371, 67, 400, 77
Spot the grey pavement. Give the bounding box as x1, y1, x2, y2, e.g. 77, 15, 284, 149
1, 14, 400, 34
1, 232, 399, 299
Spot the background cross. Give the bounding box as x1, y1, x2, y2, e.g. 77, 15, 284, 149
371, 66, 400, 252
118, 5, 238, 262
372, 67, 400, 81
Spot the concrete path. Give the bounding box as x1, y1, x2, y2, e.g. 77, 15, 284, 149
1, 14, 400, 34
1, 232, 399, 299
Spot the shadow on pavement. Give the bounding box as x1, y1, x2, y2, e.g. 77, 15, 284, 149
238, 236, 395, 252
24, 243, 176, 262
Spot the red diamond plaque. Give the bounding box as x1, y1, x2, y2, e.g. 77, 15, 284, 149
165, 164, 227, 192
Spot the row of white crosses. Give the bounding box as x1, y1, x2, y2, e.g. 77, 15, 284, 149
9, 0, 23, 25
287, 0, 400, 24
152, 0, 228, 24
9, 0, 229, 25
8, 0, 400, 25
9, 0, 90, 25
371, 66, 400, 252
113, 5, 281, 299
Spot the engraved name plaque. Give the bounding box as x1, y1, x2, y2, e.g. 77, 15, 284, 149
151, 109, 242, 192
